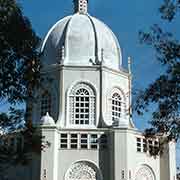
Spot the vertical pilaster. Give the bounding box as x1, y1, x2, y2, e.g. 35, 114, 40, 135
110, 129, 128, 180
40, 126, 59, 180
160, 139, 177, 180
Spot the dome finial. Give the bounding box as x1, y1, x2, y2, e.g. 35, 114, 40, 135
73, 0, 88, 14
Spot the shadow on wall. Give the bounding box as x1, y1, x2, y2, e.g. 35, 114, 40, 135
99, 131, 111, 180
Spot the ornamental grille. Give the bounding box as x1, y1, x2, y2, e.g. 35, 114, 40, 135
65, 161, 100, 180
135, 166, 155, 180
75, 88, 90, 125
111, 93, 122, 125
69, 83, 95, 126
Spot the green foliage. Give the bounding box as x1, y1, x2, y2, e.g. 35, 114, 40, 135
0, 0, 42, 173
177, 167, 180, 180
0, 0, 41, 104
135, 0, 180, 141
0, 108, 24, 133
0, 112, 50, 177
159, 0, 180, 21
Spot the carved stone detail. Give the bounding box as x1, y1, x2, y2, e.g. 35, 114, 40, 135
69, 83, 96, 126
135, 165, 155, 180
66, 162, 98, 180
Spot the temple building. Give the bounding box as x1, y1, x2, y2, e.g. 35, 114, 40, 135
6, 0, 177, 180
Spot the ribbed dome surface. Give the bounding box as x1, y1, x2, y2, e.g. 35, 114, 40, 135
41, 13, 122, 70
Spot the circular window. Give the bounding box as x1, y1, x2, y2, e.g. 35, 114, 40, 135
135, 165, 155, 180
65, 161, 101, 180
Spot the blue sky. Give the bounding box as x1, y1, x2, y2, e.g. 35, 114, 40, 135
4, 0, 180, 165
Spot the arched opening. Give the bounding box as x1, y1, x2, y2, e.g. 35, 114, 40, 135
107, 87, 126, 127
65, 161, 102, 180
135, 165, 155, 180
111, 92, 122, 126
68, 83, 96, 126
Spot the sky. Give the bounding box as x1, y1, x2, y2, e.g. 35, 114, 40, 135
3, 0, 180, 165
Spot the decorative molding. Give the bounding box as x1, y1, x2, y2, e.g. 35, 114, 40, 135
135, 165, 155, 180
106, 87, 127, 126
67, 82, 96, 126
65, 161, 101, 180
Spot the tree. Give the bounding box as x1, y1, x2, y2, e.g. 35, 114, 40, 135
0, 0, 41, 175
0, 0, 40, 103
135, 0, 180, 141
177, 167, 180, 180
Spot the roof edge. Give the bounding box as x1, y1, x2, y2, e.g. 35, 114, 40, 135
40, 15, 72, 53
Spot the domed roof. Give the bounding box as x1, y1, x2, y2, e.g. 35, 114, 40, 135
40, 112, 55, 126
41, 1, 122, 70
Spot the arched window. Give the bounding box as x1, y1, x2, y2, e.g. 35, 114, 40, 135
111, 93, 122, 125
69, 83, 96, 126
41, 90, 51, 116
135, 165, 155, 180
75, 88, 90, 125
65, 161, 102, 180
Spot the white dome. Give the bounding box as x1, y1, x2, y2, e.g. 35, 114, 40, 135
41, 13, 122, 70
40, 112, 55, 126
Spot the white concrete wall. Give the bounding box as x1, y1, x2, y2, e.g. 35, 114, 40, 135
32, 64, 131, 129
127, 130, 160, 180
58, 66, 100, 127
110, 129, 128, 180
40, 126, 59, 180
111, 128, 160, 180
160, 140, 177, 180
102, 68, 130, 127
39, 127, 176, 180
56, 66, 130, 128
36, 64, 176, 180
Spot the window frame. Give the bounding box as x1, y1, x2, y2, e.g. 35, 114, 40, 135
80, 134, 88, 149
107, 88, 126, 127
60, 133, 68, 149
70, 134, 78, 149
111, 92, 122, 125
59, 132, 107, 150
68, 83, 96, 127
74, 88, 90, 125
